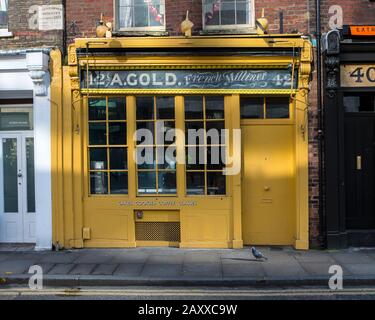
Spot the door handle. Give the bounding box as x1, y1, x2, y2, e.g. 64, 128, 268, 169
356, 156, 362, 171
17, 173, 23, 178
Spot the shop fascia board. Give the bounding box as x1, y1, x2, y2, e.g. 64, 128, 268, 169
73, 36, 310, 50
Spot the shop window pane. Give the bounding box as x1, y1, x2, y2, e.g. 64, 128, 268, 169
207, 172, 226, 195
185, 96, 204, 119
90, 148, 107, 170
157, 146, 177, 170
137, 147, 156, 169
156, 96, 175, 119
136, 96, 154, 120
343, 94, 375, 112
266, 97, 290, 119
158, 171, 177, 194
26, 138, 35, 213
110, 148, 128, 170
206, 96, 225, 119
0, 108, 33, 131
90, 172, 108, 195
156, 121, 176, 145
186, 172, 205, 195
240, 97, 264, 119
207, 146, 226, 170
185, 121, 205, 145
110, 172, 128, 195
221, 1, 236, 25
108, 97, 126, 120
186, 146, 206, 170
2, 138, 18, 212
109, 123, 127, 145
89, 98, 106, 121
138, 171, 157, 194
136, 121, 155, 145
89, 123, 106, 145
207, 121, 225, 145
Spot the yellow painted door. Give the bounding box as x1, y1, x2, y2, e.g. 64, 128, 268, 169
241, 124, 296, 245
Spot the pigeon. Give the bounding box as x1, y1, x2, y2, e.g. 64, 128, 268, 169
251, 247, 268, 261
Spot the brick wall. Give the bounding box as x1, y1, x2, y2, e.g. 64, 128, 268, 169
0, 0, 63, 50
65, 0, 311, 43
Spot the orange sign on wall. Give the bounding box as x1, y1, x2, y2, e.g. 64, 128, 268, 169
350, 26, 375, 36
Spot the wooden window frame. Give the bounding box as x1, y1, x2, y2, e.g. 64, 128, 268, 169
114, 0, 166, 32
135, 95, 177, 197
184, 95, 227, 197
202, 0, 256, 32
88, 96, 129, 196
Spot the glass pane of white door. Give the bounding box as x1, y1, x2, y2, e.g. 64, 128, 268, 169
3, 138, 18, 212
26, 138, 35, 213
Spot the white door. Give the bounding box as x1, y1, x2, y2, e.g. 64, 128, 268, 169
0, 133, 36, 243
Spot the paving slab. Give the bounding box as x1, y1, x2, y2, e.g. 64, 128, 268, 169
298, 261, 350, 276
184, 253, 220, 263
23, 263, 55, 275
91, 264, 119, 275
69, 264, 96, 275
222, 263, 266, 278
0, 260, 36, 275
344, 264, 375, 276
330, 252, 375, 264
148, 254, 184, 265
47, 264, 76, 275
74, 252, 114, 264
292, 251, 337, 263
113, 264, 144, 276
262, 260, 309, 278
40, 252, 80, 264
182, 263, 222, 278
111, 253, 148, 264
141, 264, 182, 278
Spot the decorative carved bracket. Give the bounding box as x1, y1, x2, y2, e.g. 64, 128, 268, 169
26, 51, 50, 97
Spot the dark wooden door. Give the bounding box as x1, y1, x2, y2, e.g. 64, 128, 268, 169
344, 114, 375, 229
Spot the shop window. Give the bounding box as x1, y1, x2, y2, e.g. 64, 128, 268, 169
343, 93, 375, 113
136, 96, 177, 195
185, 96, 226, 196
203, 0, 255, 31
88, 98, 129, 195
240, 97, 290, 119
116, 0, 166, 31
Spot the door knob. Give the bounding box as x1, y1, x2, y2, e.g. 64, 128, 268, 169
264, 186, 270, 191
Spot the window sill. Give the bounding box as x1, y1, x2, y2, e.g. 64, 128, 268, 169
0, 29, 13, 38
113, 30, 169, 37
200, 28, 257, 36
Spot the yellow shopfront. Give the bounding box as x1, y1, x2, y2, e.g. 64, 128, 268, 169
50, 36, 312, 250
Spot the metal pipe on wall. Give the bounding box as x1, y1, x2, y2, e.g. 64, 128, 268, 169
316, 0, 326, 248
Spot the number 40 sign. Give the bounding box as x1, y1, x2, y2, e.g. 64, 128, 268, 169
341, 65, 375, 87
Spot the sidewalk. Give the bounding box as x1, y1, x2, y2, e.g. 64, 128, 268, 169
1, 245, 375, 287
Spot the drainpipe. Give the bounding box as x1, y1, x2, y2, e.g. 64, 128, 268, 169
316, 0, 326, 248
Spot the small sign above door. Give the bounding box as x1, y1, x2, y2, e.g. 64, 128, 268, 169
341, 64, 375, 88
81, 69, 296, 91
